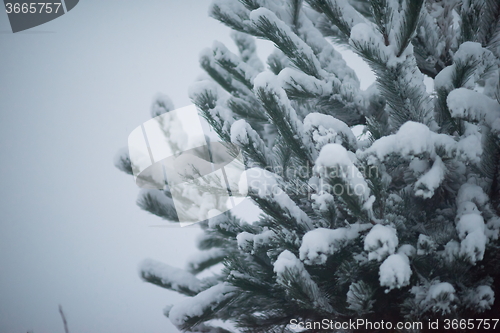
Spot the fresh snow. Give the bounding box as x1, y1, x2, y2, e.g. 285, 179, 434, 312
236, 232, 255, 252
364, 224, 398, 261
447, 88, 500, 124
454, 182, 489, 264
426, 282, 456, 314
186, 248, 226, 273
315, 144, 373, 206
304, 113, 357, 152
273, 250, 303, 276
459, 230, 487, 264
169, 283, 236, 328
466, 285, 495, 311
239, 168, 314, 230
140, 259, 202, 293
379, 253, 412, 292
250, 8, 323, 77
273, 250, 334, 312
299, 224, 371, 265
188, 79, 219, 101
311, 191, 334, 212
361, 121, 456, 161
278, 68, 332, 96
456, 213, 485, 240
150, 93, 174, 117
417, 234, 436, 255
411, 281, 457, 315
230, 119, 250, 145
213, 41, 259, 84
414, 156, 446, 199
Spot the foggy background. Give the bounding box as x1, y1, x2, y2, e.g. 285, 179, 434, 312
0, 1, 374, 332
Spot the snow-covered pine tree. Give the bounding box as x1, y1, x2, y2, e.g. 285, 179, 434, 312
116, 0, 500, 332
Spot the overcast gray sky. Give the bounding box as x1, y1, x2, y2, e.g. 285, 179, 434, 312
0, 1, 375, 332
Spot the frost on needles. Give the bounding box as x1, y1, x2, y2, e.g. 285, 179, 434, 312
116, 0, 500, 332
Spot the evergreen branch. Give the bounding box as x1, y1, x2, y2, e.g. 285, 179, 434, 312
289, 0, 303, 31
196, 230, 232, 250
305, 0, 363, 39
248, 190, 313, 235
227, 97, 268, 123
213, 41, 258, 90
208, 211, 260, 239
254, 75, 314, 164
169, 284, 236, 331
250, 8, 322, 79
315, 14, 351, 45
210, 0, 256, 35
279, 68, 331, 100
315, 94, 366, 126
351, 34, 431, 129
230, 31, 264, 71
395, 0, 424, 57
460, 1, 482, 43
369, 0, 391, 46
274, 250, 336, 314
346, 280, 376, 315
137, 189, 179, 222
267, 50, 289, 75
187, 249, 227, 274
58, 305, 70, 333
231, 119, 272, 168
114, 149, 133, 175
238, 0, 260, 11
140, 259, 203, 296
200, 51, 238, 95
189, 84, 233, 142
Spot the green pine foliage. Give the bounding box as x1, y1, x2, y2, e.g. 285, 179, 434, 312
117, 1, 500, 332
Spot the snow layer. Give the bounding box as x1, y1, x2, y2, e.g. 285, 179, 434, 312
304, 113, 357, 152
417, 234, 437, 255
414, 156, 446, 199
411, 281, 457, 315
231, 119, 250, 145
465, 285, 495, 312
361, 121, 455, 161
169, 283, 236, 328
151, 93, 174, 118
459, 230, 487, 264
447, 88, 500, 124
213, 41, 259, 84
379, 254, 412, 291
278, 68, 332, 96
426, 282, 456, 314
364, 224, 398, 261
436, 42, 498, 94
299, 224, 371, 265
140, 259, 202, 293
315, 144, 373, 207
311, 191, 334, 212
236, 232, 255, 252
274, 250, 303, 277
273, 250, 334, 312
188, 80, 219, 101
240, 168, 314, 230
455, 182, 489, 264
250, 8, 323, 77
186, 248, 226, 273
